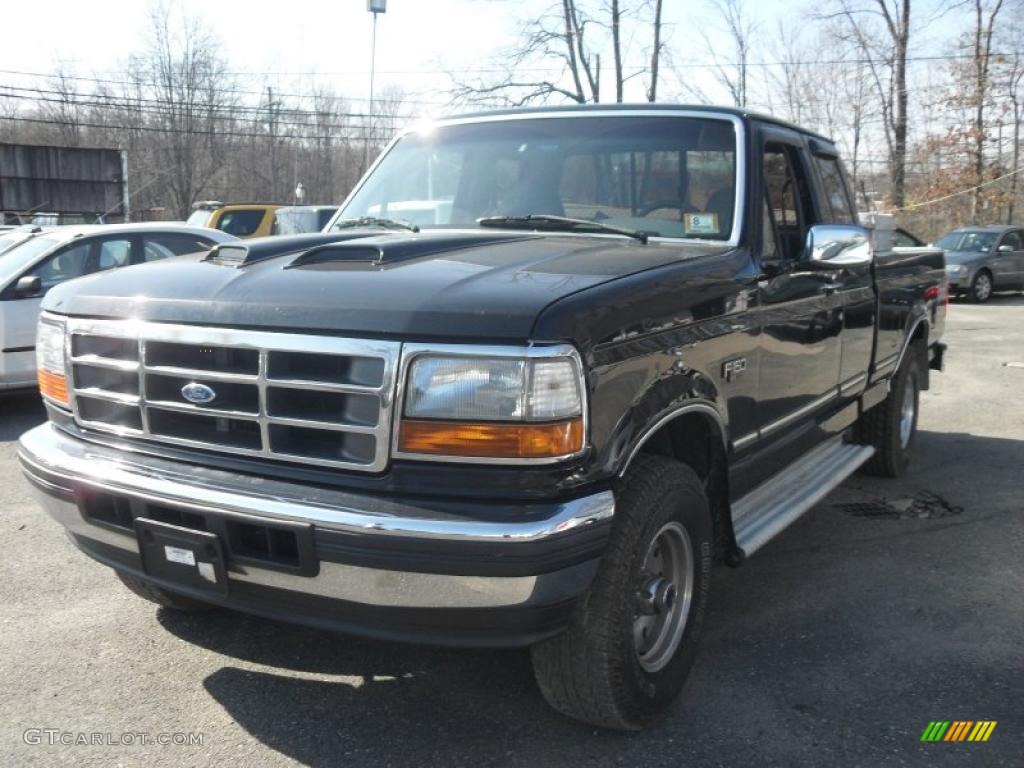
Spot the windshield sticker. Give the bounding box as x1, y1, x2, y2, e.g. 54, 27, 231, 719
684, 213, 719, 235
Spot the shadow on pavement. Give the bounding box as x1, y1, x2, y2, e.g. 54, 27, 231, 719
154, 427, 1024, 767
0, 390, 46, 442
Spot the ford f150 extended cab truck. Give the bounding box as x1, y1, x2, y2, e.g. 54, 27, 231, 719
18, 105, 946, 730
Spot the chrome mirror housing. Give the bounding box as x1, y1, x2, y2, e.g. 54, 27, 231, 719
802, 224, 872, 268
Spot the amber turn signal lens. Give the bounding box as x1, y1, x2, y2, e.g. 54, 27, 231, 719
38, 369, 69, 406
398, 418, 583, 459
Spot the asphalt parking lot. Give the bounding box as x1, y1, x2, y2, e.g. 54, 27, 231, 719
1, 296, 1022, 768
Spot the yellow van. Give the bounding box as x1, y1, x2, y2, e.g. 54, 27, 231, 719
187, 202, 282, 239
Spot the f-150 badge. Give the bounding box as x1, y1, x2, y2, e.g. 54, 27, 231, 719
722, 358, 747, 382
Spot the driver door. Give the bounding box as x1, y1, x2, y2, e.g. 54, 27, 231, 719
755, 130, 843, 442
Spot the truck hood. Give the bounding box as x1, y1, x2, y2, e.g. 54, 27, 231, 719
43, 230, 729, 340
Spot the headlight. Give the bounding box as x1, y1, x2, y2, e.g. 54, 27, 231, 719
946, 264, 968, 276
37, 314, 69, 406
397, 348, 585, 462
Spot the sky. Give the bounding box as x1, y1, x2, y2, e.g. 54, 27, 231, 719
0, 0, 981, 130
0, 0, 824, 111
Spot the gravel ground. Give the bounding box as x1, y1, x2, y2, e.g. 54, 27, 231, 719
1, 296, 1021, 768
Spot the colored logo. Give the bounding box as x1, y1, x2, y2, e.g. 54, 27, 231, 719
181, 382, 216, 405
921, 721, 997, 742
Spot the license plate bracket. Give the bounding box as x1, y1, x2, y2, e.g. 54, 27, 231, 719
135, 517, 228, 596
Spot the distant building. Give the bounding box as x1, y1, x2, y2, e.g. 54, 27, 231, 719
0, 142, 128, 225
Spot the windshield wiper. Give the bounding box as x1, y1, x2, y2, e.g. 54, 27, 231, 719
477, 214, 649, 244
332, 216, 420, 233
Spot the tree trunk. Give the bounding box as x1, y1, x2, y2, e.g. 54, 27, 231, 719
648, 0, 663, 102
890, 0, 910, 209
612, 0, 624, 102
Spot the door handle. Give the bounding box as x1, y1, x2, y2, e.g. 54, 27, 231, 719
820, 282, 842, 295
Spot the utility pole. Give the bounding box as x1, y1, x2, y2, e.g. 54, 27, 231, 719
268, 86, 278, 201
364, 1, 387, 170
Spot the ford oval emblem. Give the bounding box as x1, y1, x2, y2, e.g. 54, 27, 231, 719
181, 382, 216, 405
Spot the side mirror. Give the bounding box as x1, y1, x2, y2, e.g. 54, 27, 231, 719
14, 275, 42, 298
802, 224, 872, 269
997, 244, 1013, 253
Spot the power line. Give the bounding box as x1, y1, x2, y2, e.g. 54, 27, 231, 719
0, 69, 450, 107
0, 85, 408, 124
895, 166, 1024, 211
0, 114, 378, 143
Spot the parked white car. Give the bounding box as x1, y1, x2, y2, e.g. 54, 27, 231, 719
0, 223, 236, 391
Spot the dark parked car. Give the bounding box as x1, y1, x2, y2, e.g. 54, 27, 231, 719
937, 225, 1024, 302
19, 105, 946, 730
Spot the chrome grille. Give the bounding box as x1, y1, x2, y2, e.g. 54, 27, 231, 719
66, 318, 400, 472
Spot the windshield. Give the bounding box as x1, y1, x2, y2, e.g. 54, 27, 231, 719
272, 209, 332, 235
936, 230, 997, 252
0, 236, 60, 287
0, 233, 25, 255
335, 116, 738, 241
186, 209, 212, 227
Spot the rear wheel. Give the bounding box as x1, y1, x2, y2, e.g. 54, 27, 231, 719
530, 455, 713, 730
117, 572, 215, 612
857, 349, 921, 477
970, 270, 993, 303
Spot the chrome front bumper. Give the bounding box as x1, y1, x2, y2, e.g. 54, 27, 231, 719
18, 424, 614, 645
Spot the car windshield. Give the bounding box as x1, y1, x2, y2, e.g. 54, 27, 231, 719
0, 236, 61, 287
186, 209, 212, 227
335, 116, 738, 241
273, 208, 333, 235
936, 230, 998, 252
0, 233, 24, 254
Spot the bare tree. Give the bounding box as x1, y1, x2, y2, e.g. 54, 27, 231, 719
827, 0, 912, 208
449, 0, 664, 106
125, 1, 240, 217
647, 0, 664, 101
965, 0, 1006, 218
699, 0, 756, 108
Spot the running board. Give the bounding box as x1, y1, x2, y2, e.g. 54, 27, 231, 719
732, 437, 875, 556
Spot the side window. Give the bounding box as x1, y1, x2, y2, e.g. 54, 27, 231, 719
1000, 231, 1022, 250
96, 238, 132, 271
813, 155, 856, 224
26, 242, 93, 290
762, 194, 779, 260
143, 234, 214, 262
216, 210, 265, 236
762, 142, 816, 261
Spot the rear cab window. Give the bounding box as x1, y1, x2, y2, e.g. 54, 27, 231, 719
812, 153, 857, 224
216, 210, 266, 236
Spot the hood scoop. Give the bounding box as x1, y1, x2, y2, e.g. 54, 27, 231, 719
203, 233, 378, 268
286, 233, 535, 270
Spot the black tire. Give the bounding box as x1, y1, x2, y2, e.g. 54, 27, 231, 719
116, 572, 215, 612
857, 350, 921, 477
970, 269, 993, 303
530, 455, 713, 730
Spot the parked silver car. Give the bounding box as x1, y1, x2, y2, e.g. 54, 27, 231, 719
937, 225, 1024, 302
0, 223, 236, 391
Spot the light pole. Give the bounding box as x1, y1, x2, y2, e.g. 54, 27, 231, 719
365, 0, 387, 169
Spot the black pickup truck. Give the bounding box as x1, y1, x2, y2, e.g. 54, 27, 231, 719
18, 105, 946, 730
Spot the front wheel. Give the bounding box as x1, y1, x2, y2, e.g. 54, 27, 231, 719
970, 270, 993, 303
531, 455, 712, 730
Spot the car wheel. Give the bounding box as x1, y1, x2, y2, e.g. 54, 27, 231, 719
530, 454, 713, 730
117, 572, 215, 612
970, 270, 993, 303
857, 347, 921, 477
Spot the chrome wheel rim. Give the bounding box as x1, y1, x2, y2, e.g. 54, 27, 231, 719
899, 379, 916, 448
633, 521, 694, 673
975, 273, 992, 301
